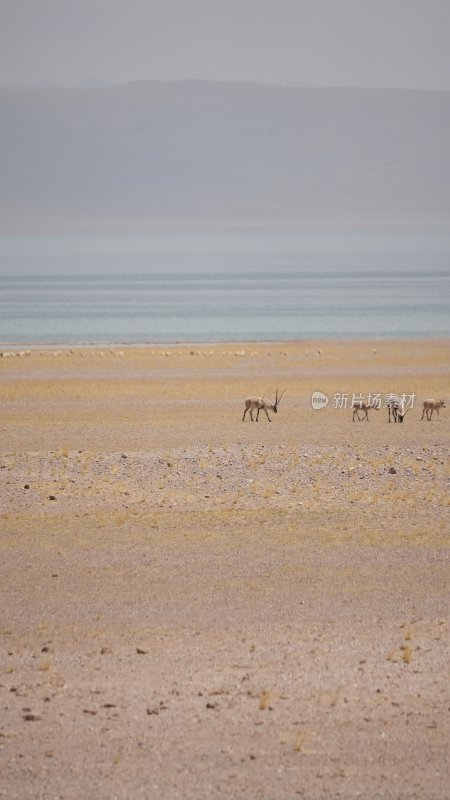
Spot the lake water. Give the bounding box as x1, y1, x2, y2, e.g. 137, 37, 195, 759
0, 230, 449, 343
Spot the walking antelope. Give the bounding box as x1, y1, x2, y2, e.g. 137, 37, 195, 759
352, 399, 379, 422
421, 399, 446, 421
242, 389, 285, 422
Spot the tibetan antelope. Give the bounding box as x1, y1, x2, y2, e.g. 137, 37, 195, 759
387, 399, 409, 423
242, 389, 285, 422
421, 399, 446, 421
352, 399, 379, 422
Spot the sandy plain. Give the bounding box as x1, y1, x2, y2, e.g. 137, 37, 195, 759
0, 339, 449, 800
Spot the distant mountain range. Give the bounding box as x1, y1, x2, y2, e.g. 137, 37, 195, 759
1, 80, 449, 225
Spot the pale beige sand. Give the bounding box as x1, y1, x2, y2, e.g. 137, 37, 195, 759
1, 340, 449, 799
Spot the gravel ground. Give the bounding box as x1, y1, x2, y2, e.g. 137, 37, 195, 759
1, 340, 449, 800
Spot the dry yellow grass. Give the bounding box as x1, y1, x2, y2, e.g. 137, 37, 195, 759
0, 339, 449, 800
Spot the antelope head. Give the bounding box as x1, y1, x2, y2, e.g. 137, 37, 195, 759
273, 388, 286, 413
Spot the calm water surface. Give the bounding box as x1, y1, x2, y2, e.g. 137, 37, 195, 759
0, 230, 449, 342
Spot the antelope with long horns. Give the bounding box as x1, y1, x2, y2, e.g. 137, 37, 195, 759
387, 398, 409, 423
242, 389, 285, 422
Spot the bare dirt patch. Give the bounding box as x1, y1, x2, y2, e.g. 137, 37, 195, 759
1, 340, 449, 799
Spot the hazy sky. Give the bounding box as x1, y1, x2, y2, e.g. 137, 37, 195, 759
1, 0, 450, 90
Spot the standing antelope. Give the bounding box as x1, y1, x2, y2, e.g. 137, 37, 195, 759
242, 389, 285, 422
387, 399, 409, 423
421, 399, 446, 421
352, 400, 379, 422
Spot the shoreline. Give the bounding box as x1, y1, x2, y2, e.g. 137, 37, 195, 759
1, 335, 449, 349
